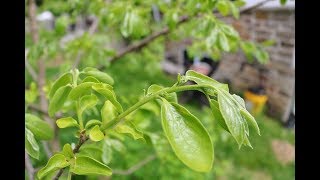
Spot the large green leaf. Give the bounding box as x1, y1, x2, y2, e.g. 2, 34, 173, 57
71, 155, 112, 176
92, 84, 123, 113
115, 121, 145, 141
68, 82, 94, 100
25, 114, 54, 140
82, 76, 100, 83
160, 99, 214, 172
185, 70, 229, 93
37, 154, 70, 179
101, 100, 118, 124
56, 117, 79, 128
49, 72, 72, 99
82, 67, 114, 85
48, 85, 72, 117
217, 89, 247, 148
80, 94, 98, 114
229, 1, 239, 19
25, 128, 40, 159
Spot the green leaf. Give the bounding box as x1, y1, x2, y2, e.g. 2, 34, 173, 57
240, 108, 261, 135
255, 49, 269, 64
280, 0, 287, 5
49, 72, 72, 99
232, 94, 246, 108
121, 10, 132, 38
185, 70, 229, 93
234, 0, 246, 7
160, 99, 214, 172
80, 94, 98, 114
49, 85, 72, 117
25, 82, 38, 103
71, 155, 112, 176
56, 117, 79, 128
37, 154, 70, 179
220, 24, 239, 39
25, 128, 40, 159
217, 1, 230, 16
218, 32, 230, 52
62, 144, 74, 159
82, 76, 100, 83
82, 68, 114, 85
25, 114, 54, 140
217, 89, 247, 148
147, 84, 177, 103
89, 125, 105, 142
101, 100, 118, 124
229, 2, 239, 19
85, 120, 102, 129
102, 140, 112, 164
261, 39, 275, 47
206, 28, 219, 49
92, 84, 123, 113
115, 121, 145, 141
68, 82, 94, 100
209, 99, 229, 132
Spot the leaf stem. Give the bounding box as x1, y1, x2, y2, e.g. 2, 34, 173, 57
101, 84, 212, 130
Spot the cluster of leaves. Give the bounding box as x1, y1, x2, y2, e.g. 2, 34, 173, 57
25, 68, 260, 179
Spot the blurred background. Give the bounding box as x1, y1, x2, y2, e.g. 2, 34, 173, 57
25, 0, 295, 179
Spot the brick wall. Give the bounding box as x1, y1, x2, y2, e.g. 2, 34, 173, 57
214, 9, 295, 122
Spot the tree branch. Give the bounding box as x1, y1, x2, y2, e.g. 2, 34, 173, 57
25, 49, 38, 81
99, 0, 272, 69
113, 155, 157, 175
25, 151, 35, 180
53, 131, 89, 180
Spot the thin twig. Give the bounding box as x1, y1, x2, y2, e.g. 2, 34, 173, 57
25, 151, 35, 180
25, 49, 38, 81
113, 155, 157, 175
53, 131, 89, 180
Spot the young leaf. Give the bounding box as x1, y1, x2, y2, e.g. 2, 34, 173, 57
82, 68, 114, 85
92, 84, 123, 113
62, 144, 74, 159
218, 32, 230, 52
49, 72, 72, 99
49, 85, 72, 117
217, 89, 247, 148
25, 128, 40, 159
68, 82, 94, 100
232, 94, 246, 108
255, 49, 269, 64
80, 94, 98, 114
89, 125, 105, 142
25, 114, 54, 140
160, 99, 214, 172
209, 99, 229, 132
240, 108, 261, 135
71, 155, 112, 176
220, 24, 239, 39
101, 100, 118, 124
82, 76, 100, 83
85, 120, 102, 129
115, 121, 145, 141
37, 154, 70, 179
56, 117, 79, 129
206, 28, 219, 49
185, 70, 229, 92
229, 2, 239, 19
217, 0, 230, 16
